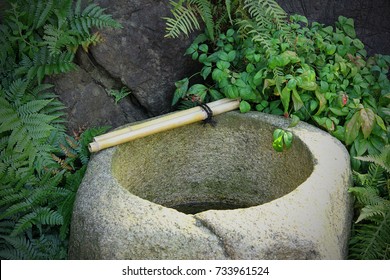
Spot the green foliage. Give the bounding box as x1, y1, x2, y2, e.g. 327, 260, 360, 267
0, 0, 117, 259
164, 0, 239, 41
170, 6, 389, 164
108, 87, 131, 104
272, 128, 293, 152
167, 2, 390, 260
348, 146, 390, 259
0, 0, 122, 84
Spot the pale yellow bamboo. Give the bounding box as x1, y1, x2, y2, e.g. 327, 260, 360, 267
88, 98, 240, 152
93, 98, 233, 142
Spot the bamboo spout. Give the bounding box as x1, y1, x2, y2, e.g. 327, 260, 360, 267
88, 98, 240, 153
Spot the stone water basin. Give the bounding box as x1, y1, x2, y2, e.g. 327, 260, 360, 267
69, 111, 352, 259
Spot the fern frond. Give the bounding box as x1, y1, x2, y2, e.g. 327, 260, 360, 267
190, 0, 214, 40
0, 235, 40, 260
43, 24, 78, 56
243, 0, 287, 31
80, 32, 104, 52
35, 0, 54, 29
12, 207, 63, 236
349, 210, 390, 259
355, 145, 390, 174
164, 0, 201, 38
238, 19, 272, 53
70, 3, 122, 36
26, 47, 76, 83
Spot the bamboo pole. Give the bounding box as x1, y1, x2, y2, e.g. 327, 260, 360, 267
93, 98, 233, 142
88, 98, 240, 153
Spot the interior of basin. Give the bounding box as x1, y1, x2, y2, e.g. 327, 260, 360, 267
111, 112, 314, 214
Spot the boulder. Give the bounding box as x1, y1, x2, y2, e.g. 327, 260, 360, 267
69, 112, 353, 259
88, 0, 199, 116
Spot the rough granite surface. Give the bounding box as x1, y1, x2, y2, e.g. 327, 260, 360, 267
69, 112, 353, 259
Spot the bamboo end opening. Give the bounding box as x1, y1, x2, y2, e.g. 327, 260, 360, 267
88, 142, 100, 153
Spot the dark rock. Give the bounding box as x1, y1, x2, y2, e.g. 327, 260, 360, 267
89, 0, 199, 116
278, 0, 390, 55
52, 64, 147, 133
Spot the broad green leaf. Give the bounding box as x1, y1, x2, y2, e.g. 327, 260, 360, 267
280, 86, 291, 113
326, 44, 337, 55
198, 53, 208, 63
329, 107, 348, 116
273, 128, 284, 139
320, 81, 329, 92
226, 29, 234, 37
332, 126, 345, 142
239, 100, 251, 113
187, 84, 208, 101
192, 52, 199, 60
225, 85, 239, 98
212, 69, 224, 82
283, 131, 293, 149
354, 139, 369, 156
172, 78, 189, 105
289, 114, 300, 128
359, 108, 375, 138
310, 100, 318, 112
216, 61, 230, 70
208, 89, 222, 101
345, 111, 361, 145
375, 115, 386, 131
342, 25, 356, 38
201, 66, 212, 80
272, 135, 284, 152
253, 69, 265, 85
314, 91, 327, 115
246, 63, 255, 73
218, 51, 229, 61
299, 81, 317, 91
227, 50, 236, 62
353, 39, 364, 50
199, 44, 208, 53
287, 79, 297, 90
256, 100, 269, 112
291, 89, 303, 111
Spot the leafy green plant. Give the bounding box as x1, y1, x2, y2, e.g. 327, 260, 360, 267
169, 3, 389, 166
167, 1, 390, 260
0, 0, 119, 259
108, 87, 131, 104
1, 0, 122, 84
164, 0, 236, 41
272, 128, 293, 152
348, 146, 390, 259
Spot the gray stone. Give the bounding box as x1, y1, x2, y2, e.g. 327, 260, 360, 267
52, 64, 147, 133
88, 0, 199, 116
69, 111, 353, 259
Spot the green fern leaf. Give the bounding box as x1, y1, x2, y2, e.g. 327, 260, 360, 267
35, 0, 54, 29
27, 47, 76, 83
17, 99, 53, 117
190, 0, 214, 40
164, 0, 201, 38
349, 210, 390, 259
36, 208, 63, 228
355, 146, 390, 174
0, 235, 39, 260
